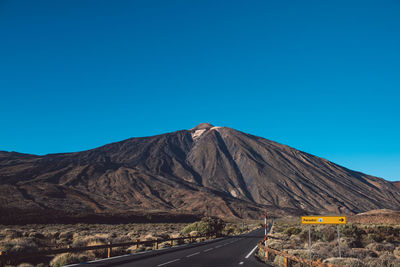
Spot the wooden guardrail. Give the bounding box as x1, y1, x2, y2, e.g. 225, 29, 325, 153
257, 242, 343, 267
0, 233, 217, 267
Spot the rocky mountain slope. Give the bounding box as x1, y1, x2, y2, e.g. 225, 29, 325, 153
1, 123, 399, 223
392, 181, 400, 190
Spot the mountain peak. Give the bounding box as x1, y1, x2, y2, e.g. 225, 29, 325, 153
2, 123, 400, 222
191, 123, 214, 131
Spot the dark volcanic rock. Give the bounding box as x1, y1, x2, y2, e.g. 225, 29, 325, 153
0, 124, 399, 223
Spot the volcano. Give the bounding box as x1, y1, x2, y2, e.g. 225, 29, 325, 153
1, 123, 399, 224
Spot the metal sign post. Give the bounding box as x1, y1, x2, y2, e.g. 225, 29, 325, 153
301, 216, 346, 262
308, 225, 312, 265
337, 225, 341, 258
264, 210, 267, 246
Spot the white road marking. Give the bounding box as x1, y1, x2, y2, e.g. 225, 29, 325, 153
239, 262, 244, 265
157, 258, 180, 266
186, 252, 200, 257
245, 245, 258, 259
204, 248, 214, 252
215, 245, 222, 248
74, 253, 131, 265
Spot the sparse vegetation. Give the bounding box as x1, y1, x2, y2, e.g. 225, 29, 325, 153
261, 217, 400, 267
0, 222, 188, 267
0, 218, 253, 266
49, 253, 82, 267
182, 217, 225, 236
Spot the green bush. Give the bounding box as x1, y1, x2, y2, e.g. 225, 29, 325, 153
223, 224, 242, 236
182, 217, 225, 236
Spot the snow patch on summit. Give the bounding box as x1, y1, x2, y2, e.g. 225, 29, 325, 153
192, 129, 206, 140
191, 126, 222, 141
210, 127, 222, 131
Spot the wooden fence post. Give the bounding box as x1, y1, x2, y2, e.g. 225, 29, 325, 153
284, 257, 288, 267
170, 239, 173, 246
107, 242, 111, 258
136, 239, 139, 249
265, 249, 269, 261
155, 239, 158, 250
0, 251, 5, 267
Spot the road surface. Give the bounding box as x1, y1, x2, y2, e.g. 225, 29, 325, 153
71, 228, 272, 267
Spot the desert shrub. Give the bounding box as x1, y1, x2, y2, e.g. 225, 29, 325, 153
299, 228, 323, 242
142, 233, 156, 241
378, 253, 400, 266
366, 242, 395, 253
170, 233, 185, 245
283, 227, 301, 237
364, 257, 400, 267
17, 263, 35, 267
323, 257, 363, 267
2, 229, 23, 239
127, 231, 139, 240
86, 240, 107, 258
351, 247, 378, 258
298, 226, 338, 242
159, 241, 172, 249
109, 245, 127, 257
44, 231, 60, 240
59, 231, 73, 240
311, 241, 334, 258
50, 253, 81, 267
394, 246, 400, 258
341, 224, 365, 239
365, 226, 400, 243
223, 223, 243, 236
27, 232, 44, 239
266, 239, 283, 250
72, 233, 109, 247
340, 224, 365, 247
368, 233, 385, 243
154, 232, 170, 240
0, 237, 39, 253
126, 245, 145, 253
319, 226, 337, 242
274, 223, 293, 233
189, 230, 199, 237
182, 217, 225, 236
286, 249, 310, 259
273, 254, 285, 266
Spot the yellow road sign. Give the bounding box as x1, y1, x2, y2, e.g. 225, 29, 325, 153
301, 216, 346, 225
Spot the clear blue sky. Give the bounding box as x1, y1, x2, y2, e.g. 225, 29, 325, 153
1, 0, 399, 181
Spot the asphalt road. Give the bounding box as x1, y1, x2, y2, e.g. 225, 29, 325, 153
71, 228, 272, 267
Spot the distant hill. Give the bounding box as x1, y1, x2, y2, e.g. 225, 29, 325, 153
349, 209, 400, 224
1, 123, 399, 224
